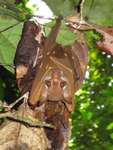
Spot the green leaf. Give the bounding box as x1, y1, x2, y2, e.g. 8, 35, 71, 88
110, 133, 113, 139
107, 122, 113, 130
0, 0, 15, 4
0, 18, 23, 72
0, 33, 15, 73
0, 0, 21, 13
84, 0, 113, 25
43, 0, 78, 17
57, 22, 76, 45
0, 6, 25, 21
45, 21, 76, 45
81, 111, 93, 121
0, 0, 26, 21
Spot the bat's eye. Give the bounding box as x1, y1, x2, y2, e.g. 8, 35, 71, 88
45, 80, 51, 87
60, 81, 67, 88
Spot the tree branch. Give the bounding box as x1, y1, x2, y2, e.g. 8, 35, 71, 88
0, 111, 55, 128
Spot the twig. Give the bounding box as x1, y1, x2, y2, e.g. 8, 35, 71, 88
80, 0, 85, 22
0, 111, 55, 128
3, 92, 29, 111
0, 112, 12, 118
9, 92, 29, 108
31, 15, 55, 21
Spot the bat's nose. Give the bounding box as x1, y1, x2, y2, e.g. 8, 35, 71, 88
53, 79, 60, 85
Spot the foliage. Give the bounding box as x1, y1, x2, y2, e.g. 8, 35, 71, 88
70, 31, 113, 150
0, 0, 32, 21
44, 0, 113, 25
0, 0, 113, 150
43, 0, 79, 17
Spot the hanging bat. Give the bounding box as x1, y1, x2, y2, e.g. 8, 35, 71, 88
14, 20, 44, 93
29, 40, 88, 110
28, 17, 63, 108
28, 34, 88, 112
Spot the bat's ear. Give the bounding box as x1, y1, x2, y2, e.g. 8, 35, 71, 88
39, 85, 48, 102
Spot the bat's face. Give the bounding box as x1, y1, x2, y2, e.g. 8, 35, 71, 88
40, 68, 74, 111
43, 68, 66, 100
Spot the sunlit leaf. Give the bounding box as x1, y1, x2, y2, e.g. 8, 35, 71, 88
106, 122, 113, 130
110, 133, 113, 139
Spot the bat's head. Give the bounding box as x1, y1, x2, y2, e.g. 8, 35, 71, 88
40, 68, 74, 111
45, 68, 66, 89
29, 67, 75, 112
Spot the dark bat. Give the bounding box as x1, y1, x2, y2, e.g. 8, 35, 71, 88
14, 21, 44, 93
